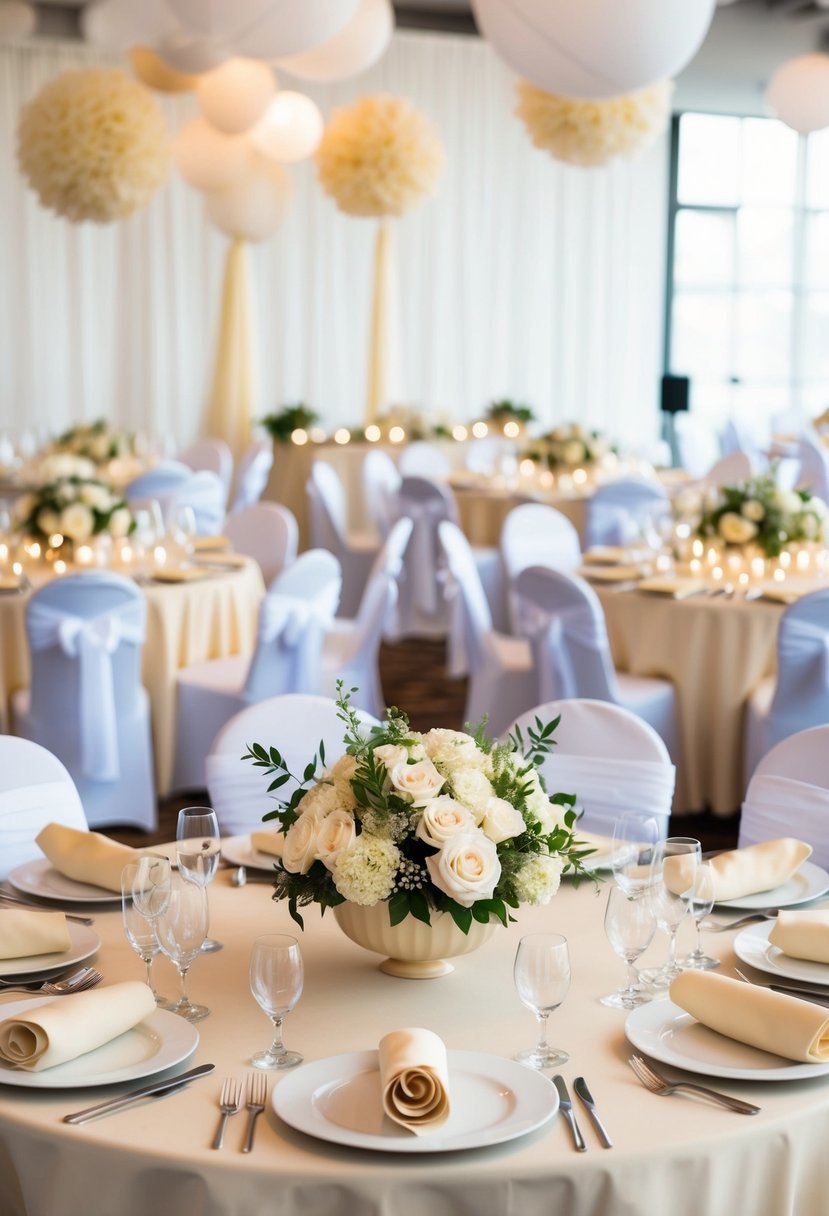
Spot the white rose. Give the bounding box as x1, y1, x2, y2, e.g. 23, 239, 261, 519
37, 508, 61, 536
773, 489, 802, 516
426, 831, 501, 907
809, 496, 828, 519
316, 810, 357, 871
60, 502, 94, 541
718, 512, 757, 545
79, 483, 112, 511
480, 796, 526, 844
802, 513, 818, 538
415, 797, 476, 848
109, 507, 132, 538
281, 811, 324, 875
563, 440, 585, 466
390, 758, 445, 806
741, 499, 765, 522
373, 744, 409, 773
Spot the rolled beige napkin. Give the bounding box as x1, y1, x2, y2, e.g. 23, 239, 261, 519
664, 838, 812, 902
0, 981, 156, 1071
378, 1027, 451, 1136
0, 909, 71, 960
670, 970, 829, 1064
250, 831, 284, 858
769, 910, 829, 965
35, 823, 136, 893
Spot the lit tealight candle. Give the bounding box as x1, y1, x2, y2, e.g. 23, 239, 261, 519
0, 543, 7, 562
12, 561, 22, 576
572, 468, 588, 486
656, 554, 672, 572
691, 539, 704, 559
388, 426, 405, 444
706, 547, 719, 567
452, 425, 468, 442
471, 421, 488, 439
779, 550, 791, 569
773, 567, 786, 583
333, 428, 351, 445
153, 544, 167, 568
539, 470, 554, 489
711, 565, 723, 582
28, 541, 41, 560
519, 459, 536, 478
54, 559, 66, 575
690, 558, 702, 575
291, 428, 308, 445
364, 425, 381, 443
738, 571, 750, 587
503, 420, 520, 439
750, 557, 765, 580
796, 550, 810, 572
120, 543, 133, 565
309, 427, 326, 444
48, 533, 64, 549
75, 545, 93, 566
676, 523, 691, 541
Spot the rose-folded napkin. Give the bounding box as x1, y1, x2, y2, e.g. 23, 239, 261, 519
0, 909, 71, 960
670, 970, 829, 1064
0, 981, 156, 1071
378, 1027, 451, 1135
36, 823, 137, 893
769, 910, 829, 965
250, 831, 284, 858
664, 838, 812, 902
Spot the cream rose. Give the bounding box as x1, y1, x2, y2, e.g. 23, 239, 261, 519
718, 511, 757, 545
316, 809, 357, 871
373, 744, 410, 773
79, 483, 112, 510
415, 797, 475, 848
280, 811, 324, 875
563, 440, 585, 466
390, 758, 445, 806
109, 507, 132, 538
741, 499, 765, 523
774, 489, 802, 516
60, 502, 94, 541
426, 831, 501, 906
480, 796, 526, 844
37, 508, 61, 536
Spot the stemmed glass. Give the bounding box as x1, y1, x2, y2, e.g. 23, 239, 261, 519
600, 885, 657, 1008
683, 863, 720, 971
249, 934, 304, 1070
129, 854, 172, 924
176, 806, 222, 953
611, 813, 661, 897
155, 876, 210, 1022
640, 837, 702, 989
169, 504, 197, 563
513, 933, 571, 1069
120, 863, 174, 1009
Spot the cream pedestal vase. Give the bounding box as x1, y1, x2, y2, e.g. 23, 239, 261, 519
333, 902, 498, 979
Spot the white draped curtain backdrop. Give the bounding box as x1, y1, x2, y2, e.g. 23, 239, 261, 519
0, 31, 668, 449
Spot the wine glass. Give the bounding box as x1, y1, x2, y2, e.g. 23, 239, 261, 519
120, 863, 175, 1010
155, 876, 210, 1022
683, 863, 720, 971
169, 504, 196, 561
600, 885, 657, 1008
611, 813, 661, 897
176, 806, 222, 953
129, 854, 172, 923
640, 837, 701, 989
513, 933, 571, 1069
249, 934, 304, 1070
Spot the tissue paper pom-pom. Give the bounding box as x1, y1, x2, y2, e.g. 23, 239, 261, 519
17, 68, 170, 223
515, 79, 672, 168
315, 94, 444, 218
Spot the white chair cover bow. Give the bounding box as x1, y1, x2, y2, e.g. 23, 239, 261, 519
395, 492, 451, 616
775, 617, 829, 698
27, 600, 145, 782
247, 583, 339, 698
740, 774, 829, 868
546, 755, 675, 837
520, 601, 608, 702
0, 780, 87, 880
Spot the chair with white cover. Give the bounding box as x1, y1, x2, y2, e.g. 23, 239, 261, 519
512, 565, 678, 760
500, 503, 581, 633
674, 414, 720, 478
125, 461, 191, 517
0, 737, 88, 880
11, 572, 156, 831
437, 521, 536, 736
702, 451, 753, 486
585, 478, 670, 548
171, 470, 227, 536
230, 439, 273, 514
362, 449, 402, 540
307, 460, 379, 618
743, 588, 829, 783
397, 441, 451, 480
321, 518, 413, 717
224, 503, 298, 588
795, 434, 829, 501
172, 550, 342, 790
739, 725, 829, 868
179, 438, 233, 504
205, 695, 381, 837
508, 698, 675, 838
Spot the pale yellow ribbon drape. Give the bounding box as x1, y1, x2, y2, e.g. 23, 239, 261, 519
365, 219, 402, 426
205, 237, 260, 460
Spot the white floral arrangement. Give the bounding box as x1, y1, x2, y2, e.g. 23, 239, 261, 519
34, 453, 97, 485
245, 686, 590, 932
14, 477, 134, 545
50, 420, 137, 466
695, 472, 828, 558
526, 423, 615, 470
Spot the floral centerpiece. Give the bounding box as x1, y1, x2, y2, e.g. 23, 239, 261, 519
14, 477, 134, 547
244, 686, 591, 937
525, 423, 615, 470
695, 472, 828, 558
261, 404, 319, 443
483, 399, 535, 437
51, 420, 137, 465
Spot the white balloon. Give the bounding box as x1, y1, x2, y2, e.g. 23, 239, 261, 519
470, 0, 716, 98
766, 54, 829, 135
174, 118, 252, 192
205, 154, 293, 242
197, 58, 276, 135
276, 0, 393, 83
251, 92, 324, 162
81, 0, 175, 48
0, 2, 35, 38
165, 0, 360, 59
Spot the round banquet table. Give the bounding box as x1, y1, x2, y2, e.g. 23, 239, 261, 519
1, 864, 828, 1216
0, 561, 264, 795
453, 484, 590, 546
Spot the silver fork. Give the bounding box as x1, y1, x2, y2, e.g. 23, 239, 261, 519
628, 1055, 760, 1115
699, 910, 778, 933
242, 1072, 268, 1153
0, 967, 103, 997
211, 1076, 245, 1150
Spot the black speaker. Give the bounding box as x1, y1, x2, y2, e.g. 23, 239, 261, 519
661, 374, 689, 414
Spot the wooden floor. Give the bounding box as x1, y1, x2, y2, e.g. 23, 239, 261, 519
109, 637, 739, 852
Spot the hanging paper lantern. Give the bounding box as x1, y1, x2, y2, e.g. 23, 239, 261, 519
164, 0, 361, 59
205, 154, 293, 242
197, 58, 276, 135
276, 0, 393, 83
129, 46, 199, 93
252, 92, 324, 163
766, 54, 829, 135
0, 2, 35, 39
174, 118, 251, 192
470, 0, 715, 99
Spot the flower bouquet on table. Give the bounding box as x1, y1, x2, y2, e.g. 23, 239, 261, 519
14, 477, 134, 548
696, 472, 828, 558
50, 420, 137, 465
525, 423, 616, 470
244, 685, 592, 934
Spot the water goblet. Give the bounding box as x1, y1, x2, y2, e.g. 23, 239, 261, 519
249, 934, 304, 1070
155, 876, 210, 1022
169, 504, 196, 561
600, 885, 657, 1008
682, 863, 720, 970
640, 837, 701, 989
611, 813, 661, 897
513, 933, 571, 1069
120, 864, 175, 1010
176, 806, 222, 952
129, 854, 172, 923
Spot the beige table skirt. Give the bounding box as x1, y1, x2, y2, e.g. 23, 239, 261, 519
1, 867, 827, 1216
454, 487, 590, 546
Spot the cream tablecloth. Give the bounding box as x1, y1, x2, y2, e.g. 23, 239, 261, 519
0, 562, 264, 794
1, 866, 828, 1216
453, 485, 591, 546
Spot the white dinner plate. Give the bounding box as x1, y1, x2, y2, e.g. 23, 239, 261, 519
734, 921, 829, 987
0, 997, 199, 1089
221, 835, 280, 873
715, 860, 829, 910
625, 999, 829, 1081
8, 860, 123, 906
0, 922, 100, 979
273, 1049, 558, 1153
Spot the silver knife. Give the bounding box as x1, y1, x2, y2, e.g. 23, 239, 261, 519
63, 1063, 215, 1124
770, 982, 829, 1005
573, 1077, 613, 1148
552, 1075, 587, 1152
0, 891, 94, 926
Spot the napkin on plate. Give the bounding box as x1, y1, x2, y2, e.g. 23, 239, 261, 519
378, 1027, 451, 1135
637, 576, 707, 599
193, 535, 230, 552
36, 823, 137, 893
0, 909, 70, 960
249, 831, 284, 858
152, 567, 210, 583
0, 981, 156, 1071
670, 970, 829, 1064
769, 910, 829, 965
578, 565, 648, 583
195, 553, 248, 569
663, 838, 812, 902
582, 546, 652, 566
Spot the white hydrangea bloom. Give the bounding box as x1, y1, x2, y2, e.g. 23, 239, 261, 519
514, 853, 564, 905
333, 835, 401, 906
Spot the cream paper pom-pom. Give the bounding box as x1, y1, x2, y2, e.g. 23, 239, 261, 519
315, 94, 445, 218
515, 79, 672, 168
17, 68, 170, 224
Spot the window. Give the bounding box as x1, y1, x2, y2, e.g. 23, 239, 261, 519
665, 112, 829, 434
